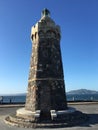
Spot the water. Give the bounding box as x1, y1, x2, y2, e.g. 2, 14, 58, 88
66, 94, 98, 101
0, 94, 98, 103
0, 95, 26, 103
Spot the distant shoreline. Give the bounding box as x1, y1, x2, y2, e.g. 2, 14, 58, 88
0, 101, 98, 108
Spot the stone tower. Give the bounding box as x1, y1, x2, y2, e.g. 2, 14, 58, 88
25, 8, 67, 114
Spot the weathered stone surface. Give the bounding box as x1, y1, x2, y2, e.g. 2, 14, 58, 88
25, 9, 67, 113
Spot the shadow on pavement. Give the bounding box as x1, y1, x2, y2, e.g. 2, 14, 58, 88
77, 113, 98, 127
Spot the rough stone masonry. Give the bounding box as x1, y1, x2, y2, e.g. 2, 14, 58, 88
25, 8, 67, 116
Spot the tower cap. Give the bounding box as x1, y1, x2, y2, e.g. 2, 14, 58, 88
41, 8, 50, 17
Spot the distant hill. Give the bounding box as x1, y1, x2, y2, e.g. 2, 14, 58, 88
67, 89, 98, 95
1, 89, 98, 96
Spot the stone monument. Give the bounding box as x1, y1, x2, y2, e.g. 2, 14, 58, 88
5, 9, 87, 128
25, 8, 67, 115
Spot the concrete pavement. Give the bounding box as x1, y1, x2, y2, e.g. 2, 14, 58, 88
0, 103, 98, 130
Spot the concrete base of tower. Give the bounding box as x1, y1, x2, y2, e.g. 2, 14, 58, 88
16, 108, 41, 121
5, 107, 88, 128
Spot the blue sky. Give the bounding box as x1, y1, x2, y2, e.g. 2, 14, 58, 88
0, 0, 98, 94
